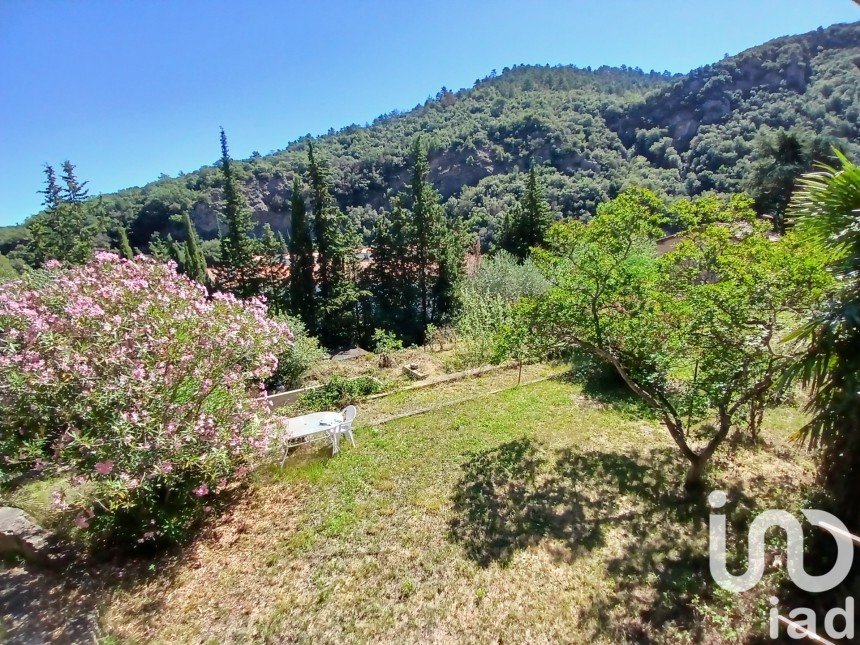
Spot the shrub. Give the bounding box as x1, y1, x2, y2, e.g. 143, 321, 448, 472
454, 287, 514, 368
267, 314, 328, 391
372, 328, 403, 367
468, 251, 549, 302
0, 253, 292, 547
298, 375, 383, 411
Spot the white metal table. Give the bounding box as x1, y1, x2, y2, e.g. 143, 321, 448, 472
281, 411, 344, 463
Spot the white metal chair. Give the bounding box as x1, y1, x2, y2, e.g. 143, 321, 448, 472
338, 405, 357, 447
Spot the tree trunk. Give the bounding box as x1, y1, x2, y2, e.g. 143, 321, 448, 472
684, 454, 709, 491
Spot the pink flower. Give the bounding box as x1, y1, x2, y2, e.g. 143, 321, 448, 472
160, 462, 174, 474
193, 483, 209, 497
74, 513, 90, 529
51, 489, 69, 510
94, 460, 114, 476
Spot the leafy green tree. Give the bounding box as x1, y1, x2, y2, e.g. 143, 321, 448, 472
371, 328, 403, 367
288, 176, 316, 330
181, 212, 207, 284
218, 128, 260, 297
786, 152, 860, 530
523, 189, 828, 489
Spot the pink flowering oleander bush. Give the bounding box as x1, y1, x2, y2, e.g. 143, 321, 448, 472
0, 253, 292, 547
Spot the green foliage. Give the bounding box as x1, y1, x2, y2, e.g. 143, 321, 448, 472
180, 212, 207, 284
0, 254, 18, 282
499, 164, 553, 259
372, 328, 403, 367
9, 24, 857, 261
786, 151, 860, 527
469, 251, 549, 302
298, 375, 383, 411
307, 144, 365, 347
116, 225, 134, 260
288, 176, 315, 330
0, 254, 292, 547
454, 251, 550, 368
744, 127, 832, 232
267, 314, 327, 391
27, 163, 102, 266
218, 128, 262, 297
523, 188, 830, 487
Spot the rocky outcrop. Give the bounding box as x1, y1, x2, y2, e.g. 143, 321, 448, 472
0, 507, 54, 566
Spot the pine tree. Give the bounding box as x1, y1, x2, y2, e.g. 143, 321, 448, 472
520, 164, 552, 251
217, 128, 260, 297
117, 225, 134, 260
181, 212, 207, 283
288, 176, 316, 330
319, 209, 364, 348
39, 164, 62, 211
305, 143, 365, 347
60, 161, 89, 204
28, 162, 94, 265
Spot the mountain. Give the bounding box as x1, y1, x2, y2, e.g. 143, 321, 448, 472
3, 21, 858, 261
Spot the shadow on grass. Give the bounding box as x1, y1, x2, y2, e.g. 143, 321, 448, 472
449, 438, 759, 640
555, 357, 657, 420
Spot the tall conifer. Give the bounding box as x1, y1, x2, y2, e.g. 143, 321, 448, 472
288, 176, 316, 330
218, 128, 260, 297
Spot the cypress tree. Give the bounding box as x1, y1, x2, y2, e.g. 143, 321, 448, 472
307, 142, 333, 299
117, 225, 134, 260
181, 212, 207, 283
305, 143, 364, 347
368, 199, 420, 341
260, 223, 288, 312
408, 137, 455, 338
520, 163, 552, 253
217, 128, 260, 297
501, 164, 552, 260
288, 176, 316, 330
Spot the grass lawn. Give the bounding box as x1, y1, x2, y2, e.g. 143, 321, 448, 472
2, 365, 816, 643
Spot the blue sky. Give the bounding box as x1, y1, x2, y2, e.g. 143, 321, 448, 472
0, 1, 857, 226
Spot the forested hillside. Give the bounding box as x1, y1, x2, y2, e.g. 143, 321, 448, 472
2, 21, 857, 263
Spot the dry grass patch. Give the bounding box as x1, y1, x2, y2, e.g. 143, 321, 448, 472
12, 371, 808, 643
